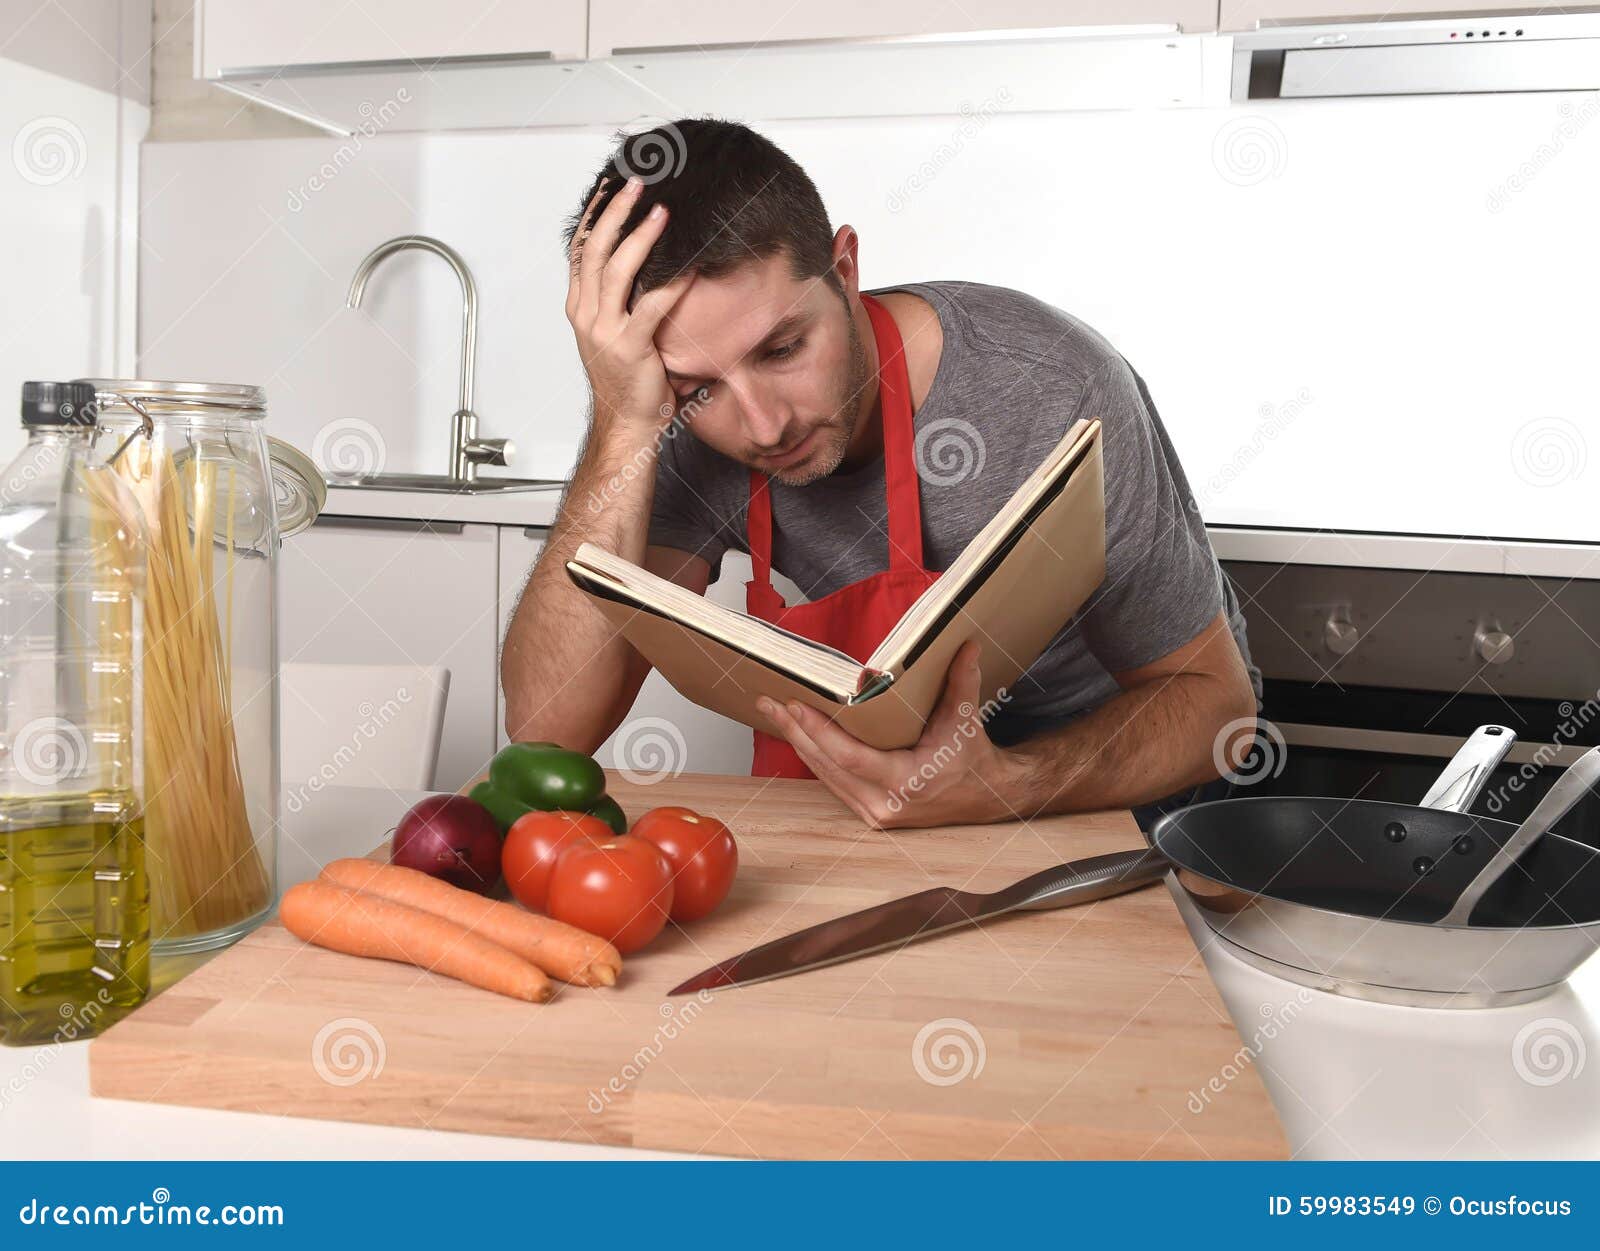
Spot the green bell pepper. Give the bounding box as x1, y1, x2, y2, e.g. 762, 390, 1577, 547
584, 793, 628, 836
468, 780, 534, 833
489, 743, 606, 810
470, 742, 628, 836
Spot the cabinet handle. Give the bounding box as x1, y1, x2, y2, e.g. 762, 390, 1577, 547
521, 527, 548, 539
313, 515, 466, 536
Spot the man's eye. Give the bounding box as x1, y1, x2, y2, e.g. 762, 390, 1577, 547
767, 338, 803, 361
677, 385, 711, 404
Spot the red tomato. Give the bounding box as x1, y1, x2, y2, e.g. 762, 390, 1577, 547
632, 806, 739, 924
547, 836, 674, 954
502, 811, 612, 912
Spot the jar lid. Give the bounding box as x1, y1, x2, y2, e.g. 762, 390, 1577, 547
79, 378, 323, 541
76, 378, 266, 416
266, 436, 326, 539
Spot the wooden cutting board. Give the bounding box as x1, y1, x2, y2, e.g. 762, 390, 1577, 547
90, 774, 1285, 1159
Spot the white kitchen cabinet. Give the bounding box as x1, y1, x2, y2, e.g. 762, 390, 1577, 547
196, 0, 588, 75
1220, 1, 1551, 30
587, 0, 1217, 54
592, 1, 1214, 119
195, 0, 645, 133
495, 525, 545, 750
285, 512, 820, 795
592, 552, 760, 780
192, 0, 1214, 134
280, 516, 500, 792
603, 37, 1207, 121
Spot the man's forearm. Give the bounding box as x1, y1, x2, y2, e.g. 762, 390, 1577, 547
503, 171, 691, 751
994, 672, 1255, 818
755, 621, 1257, 831
499, 418, 659, 747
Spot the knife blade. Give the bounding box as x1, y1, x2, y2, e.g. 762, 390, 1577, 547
668, 847, 1168, 995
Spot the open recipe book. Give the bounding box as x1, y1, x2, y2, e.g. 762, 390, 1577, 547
566, 418, 1106, 750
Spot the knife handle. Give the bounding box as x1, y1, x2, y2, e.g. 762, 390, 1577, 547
1008, 849, 1169, 912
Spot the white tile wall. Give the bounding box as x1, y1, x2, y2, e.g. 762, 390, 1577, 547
1, 0, 148, 466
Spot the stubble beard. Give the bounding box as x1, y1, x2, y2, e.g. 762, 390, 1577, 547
770, 309, 871, 488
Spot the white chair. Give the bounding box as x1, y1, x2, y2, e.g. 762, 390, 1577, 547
280, 662, 450, 796
276, 662, 450, 894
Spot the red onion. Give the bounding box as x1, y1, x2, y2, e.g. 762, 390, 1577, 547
390, 795, 502, 894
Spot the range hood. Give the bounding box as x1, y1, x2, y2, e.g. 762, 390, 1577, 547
1231, 11, 1600, 99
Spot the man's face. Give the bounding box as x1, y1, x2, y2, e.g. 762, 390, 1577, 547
652, 251, 869, 486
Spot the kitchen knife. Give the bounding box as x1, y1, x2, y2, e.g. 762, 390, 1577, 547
668, 847, 1167, 995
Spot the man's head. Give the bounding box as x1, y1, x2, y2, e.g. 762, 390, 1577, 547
566, 120, 873, 485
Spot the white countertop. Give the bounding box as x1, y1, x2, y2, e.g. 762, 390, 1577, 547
9, 784, 1596, 1160
315, 482, 1599, 580
1207, 526, 1600, 581
321, 482, 562, 528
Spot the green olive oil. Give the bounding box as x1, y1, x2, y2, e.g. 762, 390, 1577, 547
2, 382, 152, 1046
0, 792, 149, 1045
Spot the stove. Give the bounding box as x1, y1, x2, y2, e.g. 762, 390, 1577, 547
1222, 557, 1600, 846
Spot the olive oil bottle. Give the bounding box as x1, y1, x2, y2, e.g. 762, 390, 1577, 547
1, 382, 149, 1046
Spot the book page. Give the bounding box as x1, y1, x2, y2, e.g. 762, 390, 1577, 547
857, 438, 1106, 727
566, 545, 869, 700
865, 419, 1099, 674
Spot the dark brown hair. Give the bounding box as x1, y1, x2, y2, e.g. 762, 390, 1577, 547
564, 118, 836, 296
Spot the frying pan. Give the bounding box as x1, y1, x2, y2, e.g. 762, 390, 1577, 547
1145, 727, 1600, 1008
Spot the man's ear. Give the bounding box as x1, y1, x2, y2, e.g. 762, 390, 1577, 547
829, 225, 861, 297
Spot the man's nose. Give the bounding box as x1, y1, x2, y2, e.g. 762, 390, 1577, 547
732, 378, 789, 449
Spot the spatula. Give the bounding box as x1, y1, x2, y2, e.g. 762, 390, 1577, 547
1440, 744, 1600, 926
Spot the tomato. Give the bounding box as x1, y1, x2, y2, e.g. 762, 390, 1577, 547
631, 806, 738, 923
547, 836, 674, 954
502, 811, 612, 911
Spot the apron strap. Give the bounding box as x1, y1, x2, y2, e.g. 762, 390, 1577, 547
746, 291, 925, 588
862, 293, 925, 571
747, 469, 775, 587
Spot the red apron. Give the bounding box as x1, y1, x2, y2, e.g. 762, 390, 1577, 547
746, 293, 941, 779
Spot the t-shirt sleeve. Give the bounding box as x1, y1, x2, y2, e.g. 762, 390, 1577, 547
1074, 357, 1224, 673
645, 425, 735, 579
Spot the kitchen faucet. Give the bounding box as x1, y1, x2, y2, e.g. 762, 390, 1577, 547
346, 235, 513, 484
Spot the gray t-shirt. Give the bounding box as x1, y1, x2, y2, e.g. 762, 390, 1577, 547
647, 280, 1262, 736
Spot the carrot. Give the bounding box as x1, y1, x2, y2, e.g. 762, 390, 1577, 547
279, 880, 552, 1003
318, 858, 623, 988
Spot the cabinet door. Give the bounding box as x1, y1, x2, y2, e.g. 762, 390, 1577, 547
594, 551, 763, 780
198, 0, 588, 76
281, 517, 499, 792
496, 526, 546, 749
589, 0, 1217, 54
495, 528, 764, 776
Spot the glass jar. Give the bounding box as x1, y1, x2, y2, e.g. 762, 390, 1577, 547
81, 381, 321, 953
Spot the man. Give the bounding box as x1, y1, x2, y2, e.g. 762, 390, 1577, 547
501, 119, 1261, 832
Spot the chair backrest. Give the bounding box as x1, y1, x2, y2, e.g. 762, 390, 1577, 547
280, 663, 450, 798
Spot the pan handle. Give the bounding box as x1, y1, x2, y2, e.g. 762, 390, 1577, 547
1419, 724, 1518, 813
1007, 848, 1170, 912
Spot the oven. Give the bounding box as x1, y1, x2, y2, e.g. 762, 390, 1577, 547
1220, 557, 1600, 847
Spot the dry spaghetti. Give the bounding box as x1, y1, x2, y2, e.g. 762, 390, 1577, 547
91, 440, 270, 939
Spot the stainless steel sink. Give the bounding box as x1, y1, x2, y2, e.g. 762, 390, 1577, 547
327, 473, 564, 495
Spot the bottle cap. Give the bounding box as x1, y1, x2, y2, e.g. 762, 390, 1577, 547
21, 381, 99, 427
